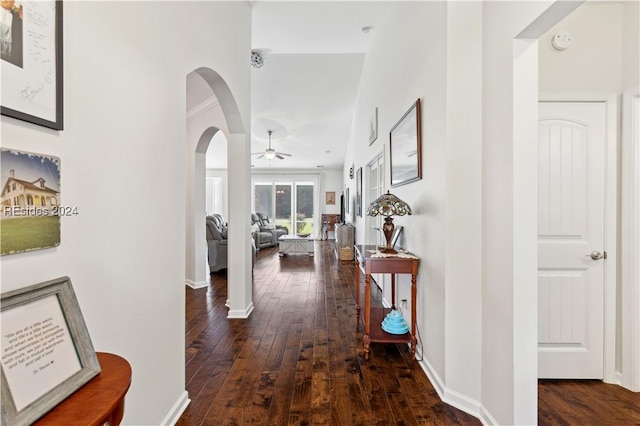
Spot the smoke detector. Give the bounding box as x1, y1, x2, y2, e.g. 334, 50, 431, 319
250, 51, 264, 68
551, 31, 572, 51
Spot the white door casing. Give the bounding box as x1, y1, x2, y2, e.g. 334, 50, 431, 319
537, 99, 612, 379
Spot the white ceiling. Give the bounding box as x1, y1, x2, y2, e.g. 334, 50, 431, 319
196, 1, 393, 170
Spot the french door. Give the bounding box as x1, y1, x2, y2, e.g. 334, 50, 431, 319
254, 180, 314, 236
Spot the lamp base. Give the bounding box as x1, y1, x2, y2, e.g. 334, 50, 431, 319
381, 216, 396, 254
379, 246, 397, 254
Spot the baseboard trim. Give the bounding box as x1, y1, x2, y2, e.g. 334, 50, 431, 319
417, 351, 492, 425
185, 279, 208, 289
160, 390, 190, 426
227, 302, 255, 319
479, 404, 500, 426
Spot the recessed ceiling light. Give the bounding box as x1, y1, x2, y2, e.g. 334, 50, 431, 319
361, 26, 372, 34
317, 165, 325, 168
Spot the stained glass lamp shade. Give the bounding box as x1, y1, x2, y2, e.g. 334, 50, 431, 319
366, 191, 412, 254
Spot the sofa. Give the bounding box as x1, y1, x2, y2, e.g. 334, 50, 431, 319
251, 213, 288, 249
206, 214, 256, 273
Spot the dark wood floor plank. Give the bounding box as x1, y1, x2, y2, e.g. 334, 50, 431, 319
330, 377, 353, 425
178, 240, 637, 426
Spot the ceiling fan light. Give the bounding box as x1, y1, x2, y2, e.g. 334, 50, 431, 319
264, 149, 276, 160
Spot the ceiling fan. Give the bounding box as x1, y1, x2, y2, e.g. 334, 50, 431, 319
252, 130, 291, 160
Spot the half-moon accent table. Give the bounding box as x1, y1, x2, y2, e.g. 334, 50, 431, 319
34, 352, 132, 426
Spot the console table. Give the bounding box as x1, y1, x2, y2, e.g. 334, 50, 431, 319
354, 245, 420, 360
321, 214, 341, 240
34, 352, 132, 426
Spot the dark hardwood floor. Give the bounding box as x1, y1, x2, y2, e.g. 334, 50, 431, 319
177, 240, 640, 425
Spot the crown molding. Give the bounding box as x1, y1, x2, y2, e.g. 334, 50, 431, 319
187, 96, 221, 122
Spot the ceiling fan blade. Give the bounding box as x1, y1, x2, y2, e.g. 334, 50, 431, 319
277, 152, 292, 157
251, 152, 264, 155
255, 154, 265, 159
275, 154, 284, 159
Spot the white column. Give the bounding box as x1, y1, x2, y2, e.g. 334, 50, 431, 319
226, 132, 254, 318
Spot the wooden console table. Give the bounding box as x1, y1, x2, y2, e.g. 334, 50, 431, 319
34, 352, 132, 426
321, 214, 341, 240
354, 245, 420, 360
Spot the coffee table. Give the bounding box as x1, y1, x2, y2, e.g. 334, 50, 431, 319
279, 235, 314, 257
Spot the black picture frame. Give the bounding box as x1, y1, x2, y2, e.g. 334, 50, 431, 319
390, 99, 422, 187
0, 277, 100, 426
1, 0, 64, 130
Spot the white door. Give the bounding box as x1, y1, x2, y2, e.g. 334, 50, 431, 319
366, 153, 385, 247
538, 101, 607, 379
366, 154, 386, 289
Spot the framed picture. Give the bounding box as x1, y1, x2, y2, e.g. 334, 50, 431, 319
325, 191, 335, 205
356, 167, 362, 217
391, 225, 403, 248
345, 187, 350, 215
390, 99, 422, 187
368, 107, 378, 145
1, 277, 100, 426
1, 0, 64, 130
1, 148, 61, 255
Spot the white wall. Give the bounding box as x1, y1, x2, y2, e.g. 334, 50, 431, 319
345, 2, 567, 425
0, 2, 251, 424
622, 1, 640, 91
346, 1, 449, 383
322, 168, 342, 217
539, 3, 623, 93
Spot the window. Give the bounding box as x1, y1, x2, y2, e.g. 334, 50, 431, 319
205, 177, 223, 216
253, 177, 317, 236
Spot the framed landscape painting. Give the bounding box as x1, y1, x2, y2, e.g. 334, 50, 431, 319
0, 148, 61, 255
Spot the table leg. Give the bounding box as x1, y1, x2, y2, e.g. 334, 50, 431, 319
364, 273, 371, 360
410, 273, 417, 359
355, 258, 361, 329
391, 273, 396, 309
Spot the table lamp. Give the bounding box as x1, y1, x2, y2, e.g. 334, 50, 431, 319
366, 190, 412, 254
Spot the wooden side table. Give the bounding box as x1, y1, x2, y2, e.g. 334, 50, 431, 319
34, 352, 132, 426
354, 245, 420, 360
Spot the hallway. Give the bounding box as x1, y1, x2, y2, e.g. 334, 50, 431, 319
178, 241, 479, 425
178, 241, 640, 425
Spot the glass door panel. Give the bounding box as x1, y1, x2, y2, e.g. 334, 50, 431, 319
275, 183, 292, 234
254, 183, 273, 216
295, 183, 314, 235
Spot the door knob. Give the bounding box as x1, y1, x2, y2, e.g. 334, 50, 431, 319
585, 250, 605, 260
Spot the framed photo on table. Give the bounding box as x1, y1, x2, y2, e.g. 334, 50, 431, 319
390, 99, 422, 187
1, 0, 64, 130
0, 277, 100, 426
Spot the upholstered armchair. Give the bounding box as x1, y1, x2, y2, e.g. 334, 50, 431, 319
206, 214, 228, 273
256, 212, 288, 239
251, 213, 276, 249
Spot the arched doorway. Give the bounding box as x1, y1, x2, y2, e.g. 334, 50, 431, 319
185, 67, 254, 318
